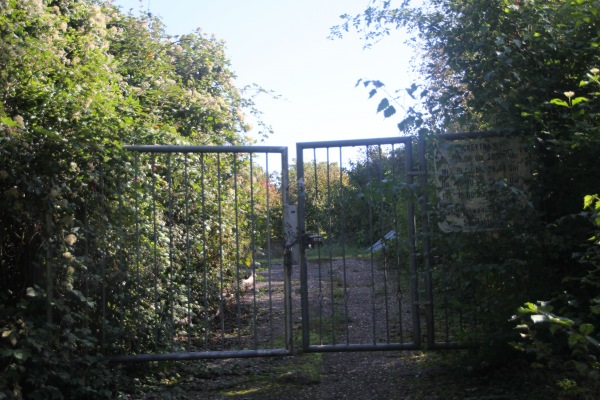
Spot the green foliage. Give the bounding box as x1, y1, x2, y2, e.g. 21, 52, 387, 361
0, 0, 264, 398
335, 1, 600, 389
291, 147, 410, 253
337, 0, 600, 135
289, 161, 349, 241
341, 146, 409, 248
511, 71, 600, 396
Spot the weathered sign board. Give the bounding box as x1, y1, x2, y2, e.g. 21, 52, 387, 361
433, 132, 531, 232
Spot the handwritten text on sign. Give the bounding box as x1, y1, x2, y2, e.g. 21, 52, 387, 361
434, 135, 530, 232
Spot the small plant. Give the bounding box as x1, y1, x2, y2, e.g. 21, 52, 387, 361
513, 193, 600, 397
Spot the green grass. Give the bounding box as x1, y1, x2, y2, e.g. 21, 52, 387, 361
304, 242, 368, 260
332, 287, 345, 298
254, 243, 367, 265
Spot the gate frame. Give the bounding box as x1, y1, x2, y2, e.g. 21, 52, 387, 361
295, 136, 434, 353
109, 134, 477, 363
111, 145, 294, 362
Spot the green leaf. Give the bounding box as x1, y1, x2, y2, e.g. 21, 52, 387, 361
383, 105, 396, 118
571, 97, 588, 106
550, 315, 574, 327
368, 89, 377, 98
13, 349, 29, 361
521, 302, 538, 313
584, 194, 597, 209
0, 117, 18, 127
568, 332, 586, 347
377, 98, 389, 112
579, 323, 594, 335
549, 98, 569, 107
26, 287, 36, 297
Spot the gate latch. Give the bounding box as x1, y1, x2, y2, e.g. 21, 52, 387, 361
302, 233, 324, 249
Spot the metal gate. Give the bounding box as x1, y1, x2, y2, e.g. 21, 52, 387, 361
295, 136, 481, 352
109, 145, 294, 362
106, 137, 476, 362
296, 137, 432, 352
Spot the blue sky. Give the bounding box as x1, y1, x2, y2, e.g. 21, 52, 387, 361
111, 0, 417, 159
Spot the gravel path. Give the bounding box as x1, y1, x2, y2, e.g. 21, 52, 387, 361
127, 257, 556, 400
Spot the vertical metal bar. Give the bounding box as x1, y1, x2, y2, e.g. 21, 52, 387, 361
134, 152, 141, 351
406, 140, 421, 347
249, 154, 258, 349
45, 213, 53, 325
201, 155, 209, 348
265, 155, 274, 348
378, 145, 391, 343
419, 134, 435, 348
339, 147, 350, 345
391, 144, 404, 343
233, 154, 242, 346
117, 172, 125, 333
326, 149, 336, 344
458, 273, 464, 332
99, 168, 106, 351
367, 146, 377, 344
392, 145, 404, 343
298, 145, 310, 351
312, 149, 324, 344
184, 153, 192, 349
281, 148, 293, 353
151, 153, 160, 349
83, 203, 89, 318
167, 154, 175, 349
443, 274, 450, 343
217, 154, 225, 348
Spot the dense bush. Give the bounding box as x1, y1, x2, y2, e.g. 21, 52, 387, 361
334, 0, 600, 392
0, 0, 260, 397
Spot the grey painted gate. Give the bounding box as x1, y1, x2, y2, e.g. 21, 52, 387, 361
107, 137, 476, 362
109, 145, 294, 362
294, 136, 483, 352
295, 137, 434, 352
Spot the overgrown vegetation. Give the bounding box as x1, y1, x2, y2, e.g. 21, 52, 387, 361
2, 0, 600, 398
0, 0, 273, 398
335, 0, 600, 396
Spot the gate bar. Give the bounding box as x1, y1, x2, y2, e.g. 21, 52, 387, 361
405, 140, 421, 348
296, 136, 412, 148
418, 134, 435, 348
111, 349, 291, 363
124, 144, 287, 153
305, 343, 419, 353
